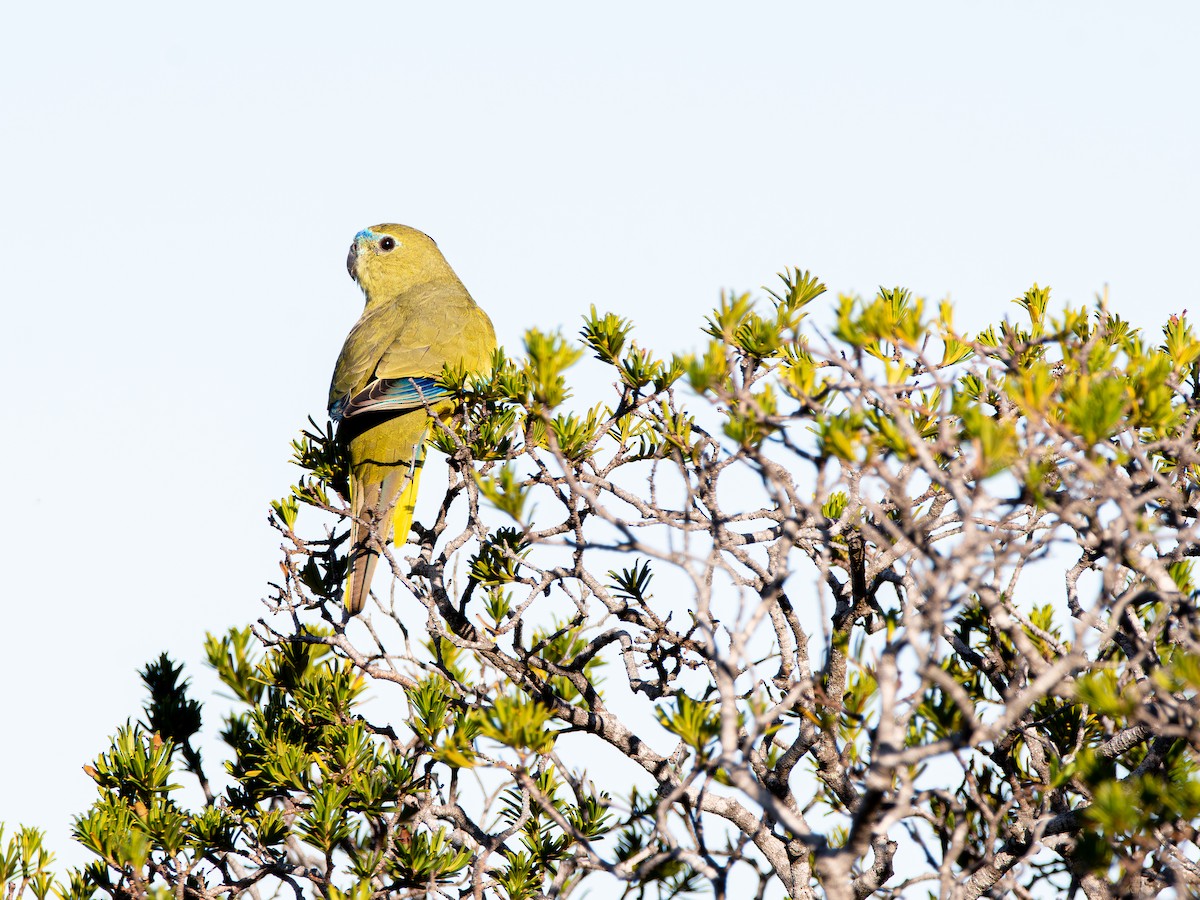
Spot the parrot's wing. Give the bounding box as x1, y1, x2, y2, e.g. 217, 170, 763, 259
331, 375, 451, 422
376, 324, 456, 376
331, 299, 478, 419
328, 282, 482, 417
328, 303, 408, 411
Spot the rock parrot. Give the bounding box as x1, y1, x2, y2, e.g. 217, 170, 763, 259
329, 224, 496, 614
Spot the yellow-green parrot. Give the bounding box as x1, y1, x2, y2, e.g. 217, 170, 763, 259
330, 224, 496, 615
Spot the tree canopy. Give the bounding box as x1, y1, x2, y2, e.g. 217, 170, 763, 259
6, 272, 1200, 900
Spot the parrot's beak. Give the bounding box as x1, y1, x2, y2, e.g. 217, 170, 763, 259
346, 240, 359, 281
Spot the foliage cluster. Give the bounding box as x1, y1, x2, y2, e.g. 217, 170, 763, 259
7, 271, 1200, 899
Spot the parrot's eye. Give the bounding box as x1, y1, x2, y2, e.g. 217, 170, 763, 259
379, 237, 396, 252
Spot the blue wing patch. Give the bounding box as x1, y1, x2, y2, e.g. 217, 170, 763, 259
330, 376, 450, 422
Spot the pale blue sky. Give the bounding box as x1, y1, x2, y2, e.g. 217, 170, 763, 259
2, 1, 1197, 864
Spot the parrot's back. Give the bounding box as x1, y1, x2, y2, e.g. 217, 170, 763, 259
330, 225, 496, 614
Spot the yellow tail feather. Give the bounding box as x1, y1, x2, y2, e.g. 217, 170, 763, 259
391, 445, 426, 545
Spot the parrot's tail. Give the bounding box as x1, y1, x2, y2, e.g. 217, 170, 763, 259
343, 446, 428, 615
344, 538, 379, 616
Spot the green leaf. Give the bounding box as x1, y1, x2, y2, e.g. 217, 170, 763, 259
580, 306, 633, 363
656, 694, 720, 755
475, 464, 531, 522
522, 329, 584, 409
480, 694, 557, 754
296, 782, 354, 855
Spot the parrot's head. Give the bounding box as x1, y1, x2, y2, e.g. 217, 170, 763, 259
346, 223, 457, 302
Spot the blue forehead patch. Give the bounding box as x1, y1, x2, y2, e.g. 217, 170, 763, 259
354, 228, 381, 243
